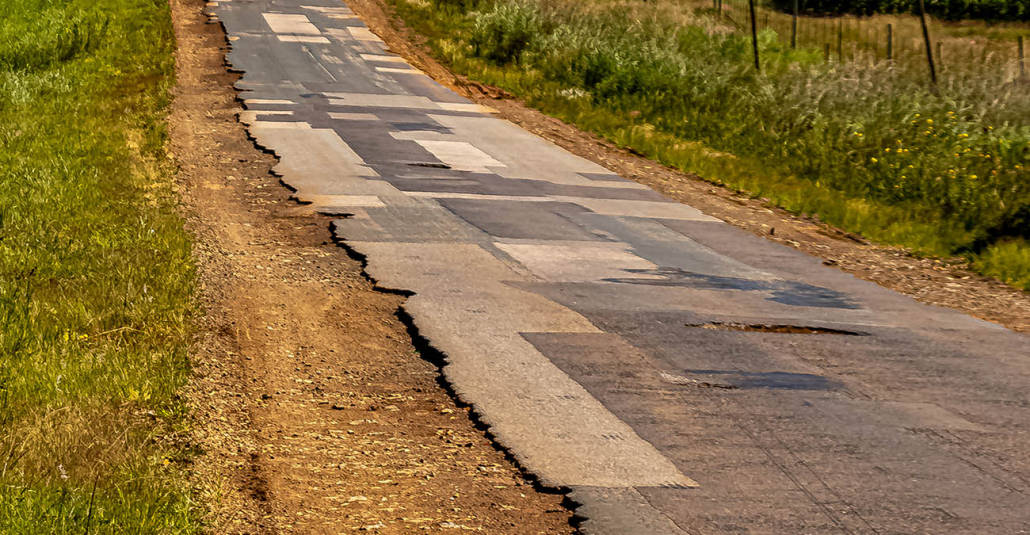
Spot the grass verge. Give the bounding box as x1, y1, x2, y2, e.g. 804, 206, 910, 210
388, 0, 1030, 289
0, 0, 197, 532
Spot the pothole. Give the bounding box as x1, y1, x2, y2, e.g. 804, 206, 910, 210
405, 161, 451, 169
659, 372, 737, 389
686, 322, 866, 335
662, 370, 842, 390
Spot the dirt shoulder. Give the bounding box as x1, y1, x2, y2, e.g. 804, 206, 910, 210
168, 0, 574, 532
342, 0, 1030, 333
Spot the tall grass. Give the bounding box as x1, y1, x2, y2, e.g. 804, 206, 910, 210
391, 0, 1030, 288
0, 0, 197, 532
680, 0, 1028, 75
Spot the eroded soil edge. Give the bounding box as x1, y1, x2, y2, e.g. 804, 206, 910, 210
170, 0, 575, 532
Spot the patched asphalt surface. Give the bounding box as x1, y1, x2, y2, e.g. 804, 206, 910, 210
211, 1, 1030, 532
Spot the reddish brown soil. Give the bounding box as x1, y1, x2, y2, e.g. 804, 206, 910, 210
169, 0, 575, 532
343, 0, 1030, 333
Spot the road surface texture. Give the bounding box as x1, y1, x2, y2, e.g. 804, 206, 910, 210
210, 1, 1030, 532
172, 1, 575, 532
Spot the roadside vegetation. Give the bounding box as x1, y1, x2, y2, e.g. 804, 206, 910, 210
390, 0, 1030, 289
0, 0, 197, 532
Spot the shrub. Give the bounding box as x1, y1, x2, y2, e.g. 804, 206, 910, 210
432, 0, 483, 14
469, 1, 543, 63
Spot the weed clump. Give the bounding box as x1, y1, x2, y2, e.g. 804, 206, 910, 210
0, 8, 108, 72
470, 1, 543, 63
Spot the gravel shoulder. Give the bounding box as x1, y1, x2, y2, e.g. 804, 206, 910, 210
168, 0, 574, 532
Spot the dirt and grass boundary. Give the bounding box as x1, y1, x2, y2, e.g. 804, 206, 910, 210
1, 0, 579, 532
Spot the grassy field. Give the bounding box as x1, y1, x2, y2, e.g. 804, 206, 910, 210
0, 0, 197, 532
391, 0, 1030, 289
710, 0, 1029, 71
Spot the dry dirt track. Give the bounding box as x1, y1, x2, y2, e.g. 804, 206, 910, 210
169, 0, 575, 532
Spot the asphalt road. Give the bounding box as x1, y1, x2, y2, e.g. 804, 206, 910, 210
212, 1, 1030, 532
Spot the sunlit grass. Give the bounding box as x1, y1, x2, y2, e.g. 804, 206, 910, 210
392, 0, 1030, 289
975, 239, 1030, 289
0, 0, 197, 532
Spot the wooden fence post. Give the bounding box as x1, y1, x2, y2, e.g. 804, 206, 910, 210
749, 0, 760, 71
1020, 36, 1026, 80
887, 23, 893, 61
791, 0, 798, 49
837, 19, 844, 62
917, 0, 938, 87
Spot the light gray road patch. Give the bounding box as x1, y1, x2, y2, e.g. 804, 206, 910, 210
262, 13, 321, 34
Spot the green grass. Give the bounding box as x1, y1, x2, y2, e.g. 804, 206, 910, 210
392, 0, 1030, 289
974, 238, 1030, 286
0, 0, 197, 532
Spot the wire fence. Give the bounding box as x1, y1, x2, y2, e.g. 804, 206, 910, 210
697, 0, 1027, 85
